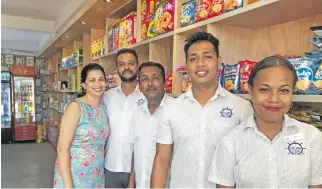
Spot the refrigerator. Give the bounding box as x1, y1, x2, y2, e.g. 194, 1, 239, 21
11, 66, 37, 141
1, 71, 14, 143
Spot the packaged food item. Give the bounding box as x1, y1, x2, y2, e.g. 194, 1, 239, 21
239, 60, 256, 94
161, 0, 175, 33
224, 0, 243, 12
217, 63, 225, 87
224, 63, 240, 93
310, 37, 322, 48
141, 0, 155, 40
195, 0, 212, 23
288, 55, 322, 94
118, 19, 127, 49
244, 0, 260, 5
210, 0, 225, 17
147, 14, 156, 39
114, 23, 120, 50
176, 65, 191, 93
153, 0, 166, 35
180, 0, 197, 27
126, 11, 137, 46
108, 25, 115, 52
165, 71, 172, 93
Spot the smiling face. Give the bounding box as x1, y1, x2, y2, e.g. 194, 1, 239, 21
186, 41, 220, 87
139, 66, 165, 102
82, 70, 107, 97
249, 66, 294, 124
117, 53, 138, 83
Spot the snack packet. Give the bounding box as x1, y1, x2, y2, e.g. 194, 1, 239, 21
244, 0, 260, 5
195, 0, 212, 23
126, 11, 137, 46
210, 0, 225, 17
218, 63, 225, 87
141, 0, 154, 40
224, 63, 240, 93
224, 0, 243, 12
180, 0, 197, 27
161, 0, 175, 33
239, 60, 256, 94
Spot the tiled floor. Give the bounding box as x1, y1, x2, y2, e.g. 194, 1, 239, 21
1, 142, 56, 188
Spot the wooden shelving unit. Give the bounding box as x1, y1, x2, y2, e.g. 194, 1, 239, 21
40, 0, 322, 132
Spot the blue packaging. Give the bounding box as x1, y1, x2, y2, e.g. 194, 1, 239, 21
180, 0, 197, 27
224, 63, 240, 93
218, 63, 225, 87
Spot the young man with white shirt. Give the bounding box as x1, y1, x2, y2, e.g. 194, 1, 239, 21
103, 48, 140, 188
150, 32, 254, 188
127, 62, 174, 188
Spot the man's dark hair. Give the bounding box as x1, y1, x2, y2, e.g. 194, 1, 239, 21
116, 48, 139, 66
248, 56, 298, 88
184, 32, 220, 62
138, 61, 166, 82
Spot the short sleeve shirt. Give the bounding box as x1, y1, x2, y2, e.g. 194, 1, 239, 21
208, 114, 322, 188
157, 85, 254, 188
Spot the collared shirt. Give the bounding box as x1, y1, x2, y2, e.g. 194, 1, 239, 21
156, 84, 254, 188
129, 93, 174, 188
208, 114, 322, 188
103, 84, 140, 173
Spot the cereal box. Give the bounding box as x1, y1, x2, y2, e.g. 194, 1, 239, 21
224, 0, 243, 12
224, 63, 240, 93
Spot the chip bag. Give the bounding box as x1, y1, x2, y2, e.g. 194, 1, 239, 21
218, 63, 225, 87
165, 71, 172, 93
118, 19, 127, 49
141, 0, 155, 40
224, 63, 240, 93
239, 60, 256, 94
126, 11, 137, 46
224, 0, 243, 12
180, 0, 197, 27
195, 0, 212, 23
210, 0, 225, 17
161, 0, 175, 33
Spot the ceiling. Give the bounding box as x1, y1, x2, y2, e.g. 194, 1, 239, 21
1, 0, 85, 56
1, 0, 69, 21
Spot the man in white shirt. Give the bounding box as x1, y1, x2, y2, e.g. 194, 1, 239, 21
150, 32, 254, 188
127, 61, 174, 188
103, 48, 140, 188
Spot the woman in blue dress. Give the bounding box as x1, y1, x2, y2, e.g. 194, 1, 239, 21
54, 63, 110, 188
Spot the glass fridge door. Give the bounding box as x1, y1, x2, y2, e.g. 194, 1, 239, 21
13, 77, 35, 125
1, 82, 12, 128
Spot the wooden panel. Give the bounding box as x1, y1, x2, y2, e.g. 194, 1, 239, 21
83, 33, 91, 65
91, 28, 105, 41
207, 24, 254, 64
99, 55, 117, 73
63, 43, 73, 58
136, 0, 142, 42
109, 0, 137, 19
149, 36, 173, 72
252, 14, 322, 61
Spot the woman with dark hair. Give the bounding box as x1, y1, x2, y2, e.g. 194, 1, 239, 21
208, 56, 322, 188
53, 63, 110, 188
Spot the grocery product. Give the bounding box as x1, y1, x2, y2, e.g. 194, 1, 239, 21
224, 63, 240, 93
165, 71, 172, 93
176, 65, 191, 93
114, 23, 120, 50
195, 0, 212, 23
126, 11, 137, 46
288, 54, 322, 94
224, 0, 243, 12
147, 14, 156, 39
210, 0, 225, 17
141, 0, 155, 40
118, 19, 127, 49
108, 25, 114, 52
218, 63, 225, 87
239, 60, 256, 94
161, 0, 175, 33
244, 0, 260, 5
180, 0, 197, 27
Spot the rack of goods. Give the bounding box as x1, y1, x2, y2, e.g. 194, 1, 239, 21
39, 0, 322, 138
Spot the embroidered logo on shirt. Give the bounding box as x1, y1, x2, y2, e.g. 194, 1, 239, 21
286, 141, 306, 155
220, 107, 233, 118
137, 99, 145, 106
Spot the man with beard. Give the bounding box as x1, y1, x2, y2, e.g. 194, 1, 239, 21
103, 48, 140, 188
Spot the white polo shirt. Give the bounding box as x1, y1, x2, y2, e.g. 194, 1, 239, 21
103, 84, 140, 173
156, 84, 254, 188
208, 114, 322, 188
129, 93, 174, 188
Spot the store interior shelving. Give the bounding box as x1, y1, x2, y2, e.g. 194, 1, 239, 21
39, 0, 322, 146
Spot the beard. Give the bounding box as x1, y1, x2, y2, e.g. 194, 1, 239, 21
118, 69, 138, 83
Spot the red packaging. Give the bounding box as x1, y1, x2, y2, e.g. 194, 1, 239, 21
141, 0, 150, 40
126, 11, 137, 46
210, 0, 224, 17
161, 0, 175, 33
239, 60, 257, 94
195, 0, 212, 23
